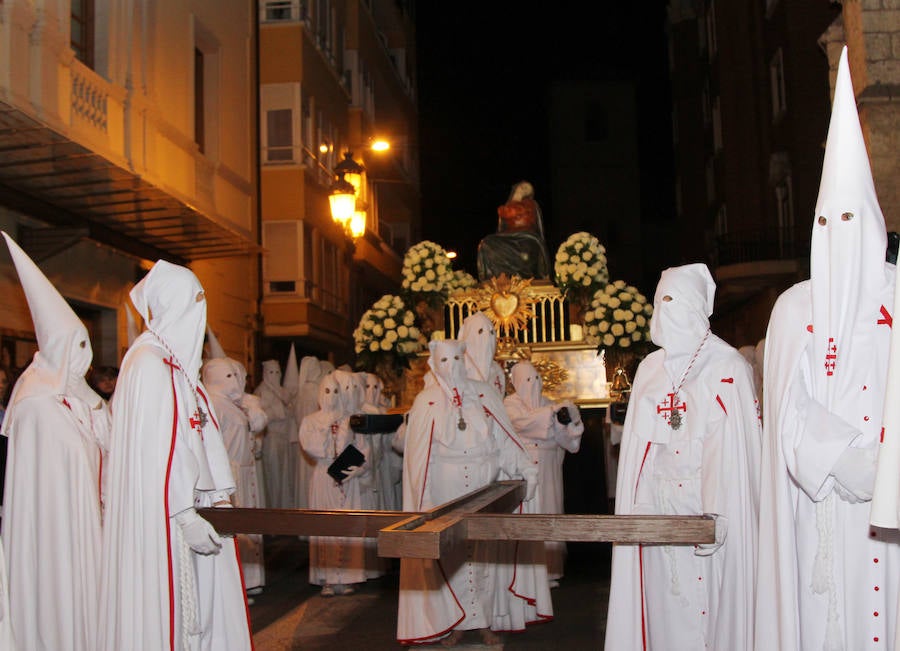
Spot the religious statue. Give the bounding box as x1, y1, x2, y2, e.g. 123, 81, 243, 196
476, 180, 552, 281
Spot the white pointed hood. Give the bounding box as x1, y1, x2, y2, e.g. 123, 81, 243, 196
130, 260, 207, 382
2, 232, 98, 427
125, 303, 141, 347
298, 355, 322, 386
649, 263, 715, 382
809, 46, 891, 406
458, 311, 497, 383
202, 357, 243, 403
510, 361, 543, 410
428, 339, 470, 402
282, 343, 300, 399
317, 373, 343, 421
205, 326, 227, 360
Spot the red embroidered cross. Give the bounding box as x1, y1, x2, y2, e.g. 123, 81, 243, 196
825, 337, 837, 376
451, 387, 463, 409
163, 356, 180, 371
657, 392, 686, 426
189, 411, 204, 435
878, 305, 893, 328
61, 397, 71, 410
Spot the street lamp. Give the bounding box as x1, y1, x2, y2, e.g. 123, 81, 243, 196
329, 151, 367, 239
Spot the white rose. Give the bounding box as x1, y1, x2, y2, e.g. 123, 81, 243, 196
373, 324, 384, 336
384, 318, 397, 330
631, 301, 643, 313
623, 310, 634, 321
369, 341, 380, 352
603, 334, 615, 347
583, 250, 593, 261
625, 321, 637, 334
620, 292, 633, 302
636, 315, 646, 327
632, 331, 642, 342
398, 325, 409, 338
386, 330, 398, 342
614, 280, 626, 290
426, 269, 436, 281
380, 339, 392, 351
599, 321, 610, 333
388, 308, 398, 317
608, 297, 621, 309
619, 337, 631, 348
404, 312, 415, 326
611, 323, 625, 336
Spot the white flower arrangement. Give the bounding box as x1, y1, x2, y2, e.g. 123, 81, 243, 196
449, 269, 478, 292
583, 279, 653, 349
400, 240, 455, 299
554, 232, 609, 300
353, 294, 425, 370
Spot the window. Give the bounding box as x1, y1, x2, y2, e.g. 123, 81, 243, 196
706, 1, 718, 60
770, 48, 787, 119
261, 83, 302, 165
71, 0, 94, 68
266, 110, 293, 162
194, 24, 220, 159
261, 1, 308, 22
775, 176, 794, 256
263, 221, 303, 295
320, 238, 344, 314
194, 48, 205, 153
712, 96, 723, 152
705, 157, 716, 205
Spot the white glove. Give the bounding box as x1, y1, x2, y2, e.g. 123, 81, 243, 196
175, 509, 222, 555
832, 445, 877, 503
340, 464, 366, 481
694, 513, 727, 556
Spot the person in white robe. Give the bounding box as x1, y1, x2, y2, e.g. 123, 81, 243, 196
0, 540, 15, 650
0, 232, 110, 651
505, 360, 584, 583
293, 355, 323, 508
458, 311, 507, 397
606, 263, 760, 651
364, 372, 402, 511
299, 373, 370, 596
756, 46, 900, 651
255, 359, 295, 507
98, 260, 252, 651
202, 357, 267, 594
397, 339, 541, 646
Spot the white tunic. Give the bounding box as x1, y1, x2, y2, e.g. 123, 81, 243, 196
298, 389, 369, 588
397, 376, 541, 643
504, 390, 583, 580
606, 338, 760, 651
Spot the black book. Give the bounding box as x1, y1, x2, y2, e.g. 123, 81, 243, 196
327, 443, 366, 484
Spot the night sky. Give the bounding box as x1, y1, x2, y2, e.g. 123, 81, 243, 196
414, 1, 673, 277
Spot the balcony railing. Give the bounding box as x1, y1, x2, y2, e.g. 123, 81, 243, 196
714, 228, 809, 267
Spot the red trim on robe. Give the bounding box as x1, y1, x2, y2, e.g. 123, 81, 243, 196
501, 504, 554, 630
716, 394, 728, 415
398, 559, 467, 645
197, 386, 219, 430
231, 537, 256, 651
878, 305, 893, 328
720, 378, 733, 383
418, 420, 436, 511
163, 357, 180, 651
636, 441, 652, 651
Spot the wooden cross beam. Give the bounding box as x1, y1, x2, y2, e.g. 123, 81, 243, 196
198, 480, 715, 560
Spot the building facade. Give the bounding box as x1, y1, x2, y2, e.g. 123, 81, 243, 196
258, 0, 420, 364
667, 0, 842, 346
0, 0, 259, 374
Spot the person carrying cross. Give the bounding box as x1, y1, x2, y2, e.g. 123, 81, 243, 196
605, 263, 760, 650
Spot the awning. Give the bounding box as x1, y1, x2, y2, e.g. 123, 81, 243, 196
0, 101, 258, 262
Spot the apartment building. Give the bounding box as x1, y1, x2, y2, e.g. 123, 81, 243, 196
0, 0, 259, 372
258, 0, 420, 363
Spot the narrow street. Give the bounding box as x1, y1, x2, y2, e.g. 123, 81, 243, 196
250, 537, 612, 650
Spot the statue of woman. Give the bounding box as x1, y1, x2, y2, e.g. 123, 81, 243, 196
476, 181, 552, 281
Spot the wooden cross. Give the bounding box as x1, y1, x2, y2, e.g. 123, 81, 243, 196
199, 480, 714, 559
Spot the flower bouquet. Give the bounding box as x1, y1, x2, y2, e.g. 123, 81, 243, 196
449, 269, 478, 293
584, 280, 654, 381
353, 294, 426, 375
400, 240, 455, 338
554, 232, 609, 321
401, 240, 455, 305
